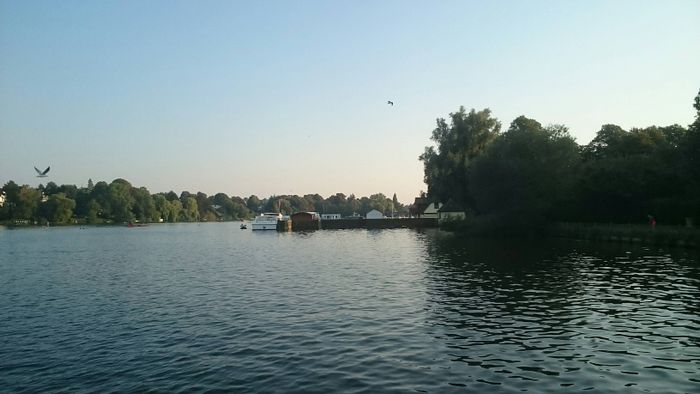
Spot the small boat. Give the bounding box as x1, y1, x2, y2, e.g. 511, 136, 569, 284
240, 223, 247, 229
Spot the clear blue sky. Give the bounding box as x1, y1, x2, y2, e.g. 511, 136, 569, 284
1, 1, 698, 202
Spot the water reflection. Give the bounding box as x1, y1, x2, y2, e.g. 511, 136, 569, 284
421, 233, 700, 391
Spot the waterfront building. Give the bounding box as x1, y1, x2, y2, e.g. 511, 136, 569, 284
438, 200, 466, 222
422, 202, 443, 219
366, 209, 384, 219
291, 212, 321, 231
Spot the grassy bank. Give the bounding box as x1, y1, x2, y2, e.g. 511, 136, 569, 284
439, 218, 699, 248
547, 222, 699, 248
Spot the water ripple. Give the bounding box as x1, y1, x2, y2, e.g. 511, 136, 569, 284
1, 226, 699, 392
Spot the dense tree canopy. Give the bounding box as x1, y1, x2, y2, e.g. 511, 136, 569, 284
683, 89, 700, 220
470, 116, 580, 230
1, 178, 409, 225
421, 89, 700, 230
578, 124, 688, 223
40, 193, 76, 224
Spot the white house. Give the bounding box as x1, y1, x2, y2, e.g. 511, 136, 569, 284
438, 200, 466, 222
0, 192, 5, 207
366, 209, 384, 219
321, 213, 341, 220
422, 202, 443, 219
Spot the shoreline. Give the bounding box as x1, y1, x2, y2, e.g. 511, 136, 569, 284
3, 220, 698, 249
546, 222, 699, 249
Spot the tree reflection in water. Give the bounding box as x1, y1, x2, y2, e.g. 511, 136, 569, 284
420, 231, 700, 391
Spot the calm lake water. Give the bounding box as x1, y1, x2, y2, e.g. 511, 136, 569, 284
1, 223, 699, 393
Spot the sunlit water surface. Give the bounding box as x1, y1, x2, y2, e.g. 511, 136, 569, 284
1, 224, 699, 393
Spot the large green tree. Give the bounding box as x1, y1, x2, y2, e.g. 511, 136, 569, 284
0, 181, 20, 220
109, 179, 135, 223
180, 196, 199, 221
246, 195, 261, 212
196, 192, 216, 221
165, 191, 179, 201
131, 187, 157, 222
40, 193, 76, 224
15, 185, 42, 221
166, 199, 183, 222
681, 89, 700, 223
86, 199, 101, 223
152, 194, 168, 222
41, 181, 60, 196
579, 124, 687, 224
91, 181, 112, 219
420, 107, 501, 209
470, 116, 580, 231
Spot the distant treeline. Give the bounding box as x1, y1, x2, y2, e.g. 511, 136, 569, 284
0, 178, 408, 225
421, 89, 700, 234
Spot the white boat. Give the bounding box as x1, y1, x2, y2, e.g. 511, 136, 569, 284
251, 213, 282, 231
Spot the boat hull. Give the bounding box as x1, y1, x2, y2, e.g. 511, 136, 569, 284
251, 222, 277, 231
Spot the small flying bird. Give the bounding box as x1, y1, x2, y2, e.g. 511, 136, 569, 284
34, 166, 50, 178
387, 100, 394, 106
